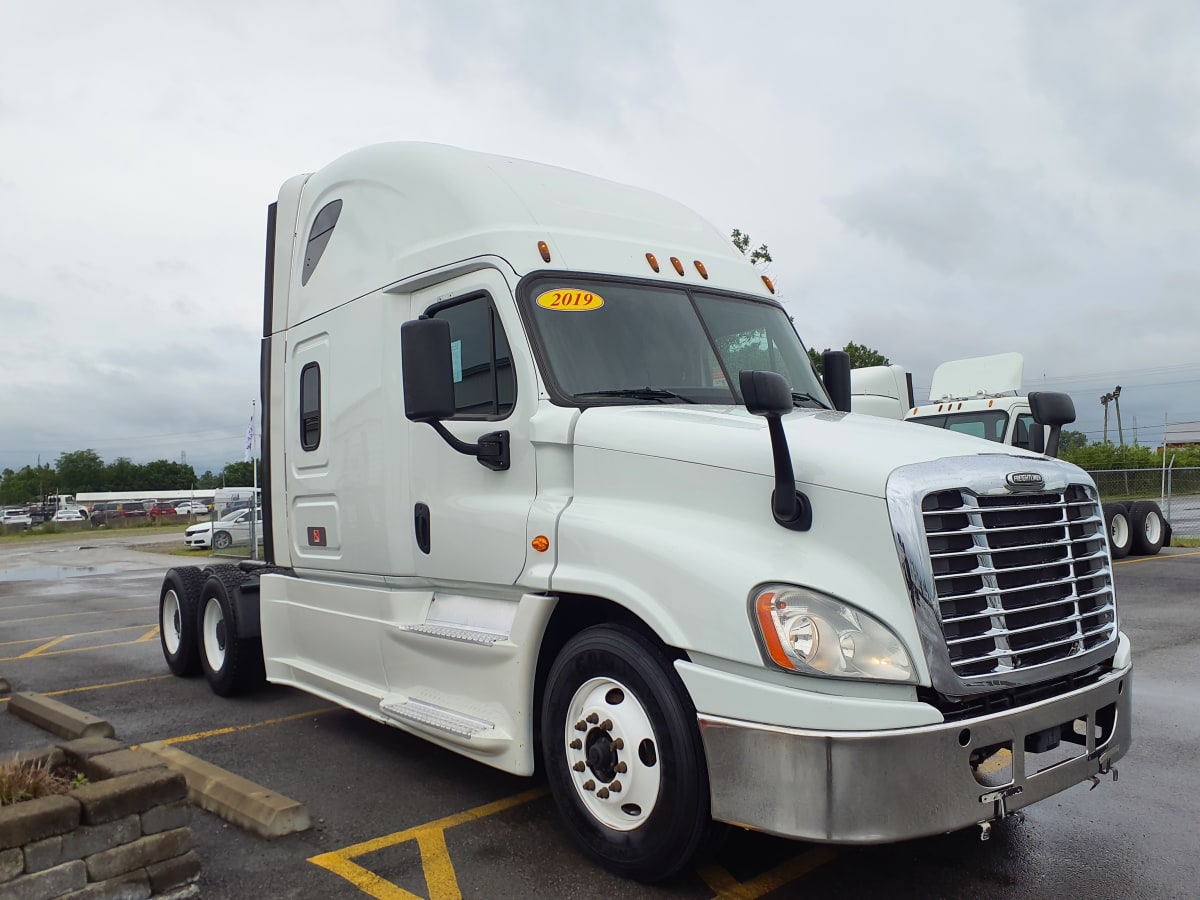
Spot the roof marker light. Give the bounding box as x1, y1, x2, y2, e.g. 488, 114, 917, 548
693, 260, 709, 279
537, 241, 551, 263
761, 275, 775, 294
645, 252, 660, 272
670, 256, 685, 276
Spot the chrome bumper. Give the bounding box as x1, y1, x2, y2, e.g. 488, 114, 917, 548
699, 665, 1131, 843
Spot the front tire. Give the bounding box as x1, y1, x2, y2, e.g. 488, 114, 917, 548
212, 531, 233, 551
198, 568, 263, 697
159, 567, 204, 676
541, 624, 712, 882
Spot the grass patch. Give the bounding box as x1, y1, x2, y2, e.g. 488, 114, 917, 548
0, 521, 191, 544
1172, 536, 1200, 548
0, 755, 88, 807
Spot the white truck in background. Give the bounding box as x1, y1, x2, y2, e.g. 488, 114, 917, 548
852, 352, 1169, 558
156, 144, 1131, 882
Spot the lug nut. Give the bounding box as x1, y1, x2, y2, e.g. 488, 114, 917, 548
572, 761, 586, 772
612, 738, 624, 750
610, 780, 622, 793
586, 712, 599, 724
616, 762, 627, 774
574, 720, 587, 732
582, 780, 595, 791
600, 719, 613, 731
596, 787, 610, 799
570, 739, 582, 750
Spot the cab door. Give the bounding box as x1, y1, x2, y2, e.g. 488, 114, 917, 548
408, 270, 538, 587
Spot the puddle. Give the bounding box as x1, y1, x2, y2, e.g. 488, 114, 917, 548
0, 564, 125, 583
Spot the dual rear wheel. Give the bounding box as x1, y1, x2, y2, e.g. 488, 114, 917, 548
157, 565, 263, 696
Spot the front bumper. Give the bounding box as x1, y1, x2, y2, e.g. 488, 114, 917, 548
699, 663, 1131, 843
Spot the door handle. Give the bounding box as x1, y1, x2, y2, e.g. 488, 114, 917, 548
414, 503, 431, 555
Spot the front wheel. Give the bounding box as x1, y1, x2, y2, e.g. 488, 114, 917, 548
212, 531, 233, 551
541, 624, 713, 882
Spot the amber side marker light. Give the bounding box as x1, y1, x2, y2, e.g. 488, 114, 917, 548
645, 252, 660, 273
693, 260, 709, 279
761, 275, 775, 294
538, 241, 552, 263
754, 591, 795, 671
532, 535, 550, 553
670, 256, 685, 276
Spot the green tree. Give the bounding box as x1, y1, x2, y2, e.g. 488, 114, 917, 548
105, 457, 142, 491
1058, 430, 1088, 453
197, 470, 219, 489
221, 461, 255, 486
730, 229, 772, 266
808, 342, 891, 375
0, 463, 55, 504
55, 449, 106, 493
142, 459, 197, 490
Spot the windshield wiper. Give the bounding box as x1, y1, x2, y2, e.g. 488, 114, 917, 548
574, 388, 698, 404
791, 391, 829, 409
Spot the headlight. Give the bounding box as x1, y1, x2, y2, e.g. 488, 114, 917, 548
751, 584, 916, 683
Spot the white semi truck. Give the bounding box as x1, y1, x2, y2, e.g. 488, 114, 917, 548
157, 144, 1131, 881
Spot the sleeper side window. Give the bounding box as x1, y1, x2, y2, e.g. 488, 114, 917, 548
428, 295, 516, 419
300, 362, 321, 450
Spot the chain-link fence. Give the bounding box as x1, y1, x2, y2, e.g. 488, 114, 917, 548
1089, 467, 1199, 539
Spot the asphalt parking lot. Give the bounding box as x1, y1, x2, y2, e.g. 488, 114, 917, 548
3, 532, 1199, 899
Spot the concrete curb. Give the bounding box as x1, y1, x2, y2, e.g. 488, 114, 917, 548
139, 742, 310, 839
7, 692, 116, 739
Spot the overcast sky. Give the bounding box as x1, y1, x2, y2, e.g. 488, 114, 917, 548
2, 1, 1197, 478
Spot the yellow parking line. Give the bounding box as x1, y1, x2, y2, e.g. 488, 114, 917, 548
310, 788, 548, 900
699, 847, 841, 899
135, 626, 161, 642
0, 606, 156, 625
1115, 549, 1200, 565
149, 707, 341, 746
0, 632, 159, 662
18, 634, 72, 658
0, 674, 175, 704
0, 623, 158, 648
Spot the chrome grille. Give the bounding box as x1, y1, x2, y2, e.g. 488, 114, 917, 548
921, 484, 1117, 680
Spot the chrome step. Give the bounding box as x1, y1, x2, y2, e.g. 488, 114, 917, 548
380, 698, 494, 738
397, 622, 507, 646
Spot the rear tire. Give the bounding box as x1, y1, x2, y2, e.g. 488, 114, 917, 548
198, 567, 263, 697
1103, 503, 1132, 559
159, 567, 205, 677
1130, 501, 1166, 556
541, 624, 713, 882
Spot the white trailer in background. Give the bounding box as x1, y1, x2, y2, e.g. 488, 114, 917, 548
156, 144, 1131, 881
852, 352, 1169, 558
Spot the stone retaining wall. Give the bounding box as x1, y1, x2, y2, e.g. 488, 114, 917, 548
0, 738, 199, 899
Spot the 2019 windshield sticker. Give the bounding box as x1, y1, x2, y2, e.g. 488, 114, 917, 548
535, 289, 605, 311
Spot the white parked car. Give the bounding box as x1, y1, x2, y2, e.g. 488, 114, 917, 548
174, 501, 211, 516
2, 508, 33, 527
53, 508, 86, 522
184, 507, 263, 550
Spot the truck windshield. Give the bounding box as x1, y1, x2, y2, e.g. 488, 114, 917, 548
912, 410, 1009, 442
520, 278, 828, 408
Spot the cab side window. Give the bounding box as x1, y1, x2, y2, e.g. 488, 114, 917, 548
1012, 413, 1042, 451
300, 362, 321, 450
429, 295, 515, 418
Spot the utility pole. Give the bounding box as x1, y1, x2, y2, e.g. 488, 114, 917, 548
1113, 385, 1124, 447
1101, 393, 1112, 443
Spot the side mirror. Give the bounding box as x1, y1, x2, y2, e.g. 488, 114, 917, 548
1028, 391, 1075, 459
739, 370, 811, 531
822, 350, 852, 413
401, 319, 456, 422
740, 369, 792, 416
401, 318, 509, 471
